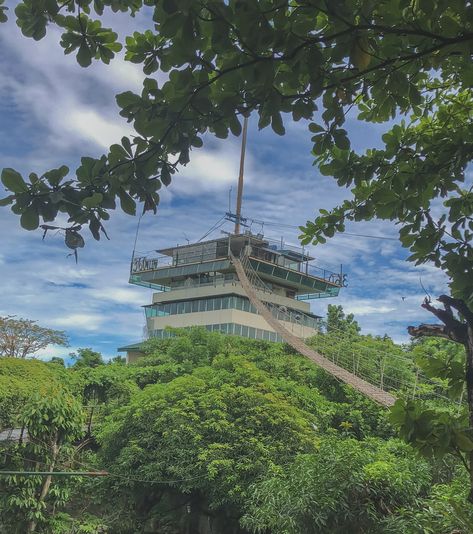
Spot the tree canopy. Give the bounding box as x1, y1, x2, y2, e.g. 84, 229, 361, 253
2, 328, 473, 533
326, 304, 361, 335
0, 0, 471, 304
0, 316, 68, 359
70, 347, 104, 368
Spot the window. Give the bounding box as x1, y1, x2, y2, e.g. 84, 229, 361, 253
149, 296, 269, 318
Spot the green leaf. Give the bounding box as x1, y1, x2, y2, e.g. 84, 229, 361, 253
332, 130, 350, 151
0, 195, 14, 206
65, 229, 85, 249
309, 123, 324, 134
1, 168, 28, 193
77, 40, 92, 67
20, 208, 39, 230
118, 190, 136, 215
454, 432, 473, 452
82, 192, 103, 209
271, 112, 285, 136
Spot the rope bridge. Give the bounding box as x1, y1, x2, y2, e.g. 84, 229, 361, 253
231, 252, 397, 407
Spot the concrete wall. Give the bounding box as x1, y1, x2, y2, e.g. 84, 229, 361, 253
126, 350, 144, 364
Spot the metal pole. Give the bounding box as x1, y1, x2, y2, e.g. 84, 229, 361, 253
235, 116, 249, 235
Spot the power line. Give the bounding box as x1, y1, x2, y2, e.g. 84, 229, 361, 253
246, 216, 399, 241
0, 470, 108, 477
198, 217, 226, 242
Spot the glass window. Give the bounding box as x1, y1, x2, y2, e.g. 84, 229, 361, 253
263, 330, 270, 341
214, 298, 221, 311
242, 325, 249, 337
191, 300, 199, 312
249, 327, 255, 339
243, 299, 250, 312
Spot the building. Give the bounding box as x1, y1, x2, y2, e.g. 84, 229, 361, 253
119, 232, 344, 363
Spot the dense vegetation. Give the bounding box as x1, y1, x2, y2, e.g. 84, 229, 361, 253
1, 325, 472, 533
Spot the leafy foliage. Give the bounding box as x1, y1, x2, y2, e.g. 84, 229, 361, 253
0, 327, 472, 532
0, 357, 69, 428
0, 386, 83, 533
326, 304, 360, 335
0, 316, 68, 359
70, 347, 104, 368
0, 0, 471, 285
242, 437, 431, 534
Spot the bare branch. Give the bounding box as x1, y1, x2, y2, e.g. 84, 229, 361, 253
407, 323, 454, 340
438, 295, 473, 324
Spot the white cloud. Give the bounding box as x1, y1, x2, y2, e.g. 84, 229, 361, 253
0, 17, 142, 160
346, 303, 397, 315
90, 287, 145, 306
67, 108, 133, 150
51, 313, 105, 331
34, 344, 77, 361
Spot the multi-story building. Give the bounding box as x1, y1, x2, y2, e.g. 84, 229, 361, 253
119, 232, 343, 363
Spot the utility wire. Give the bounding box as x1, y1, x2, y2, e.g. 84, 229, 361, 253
245, 216, 399, 241
198, 216, 226, 242
55, 455, 209, 485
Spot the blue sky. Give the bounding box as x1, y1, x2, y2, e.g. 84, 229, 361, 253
0, 4, 451, 360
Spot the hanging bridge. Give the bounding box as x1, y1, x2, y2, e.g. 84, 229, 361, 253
231, 251, 398, 407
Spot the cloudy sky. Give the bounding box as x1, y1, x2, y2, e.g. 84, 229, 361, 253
0, 3, 450, 360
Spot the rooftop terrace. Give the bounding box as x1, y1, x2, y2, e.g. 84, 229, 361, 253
130, 233, 344, 300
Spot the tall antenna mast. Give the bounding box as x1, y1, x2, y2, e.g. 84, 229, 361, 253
234, 116, 249, 235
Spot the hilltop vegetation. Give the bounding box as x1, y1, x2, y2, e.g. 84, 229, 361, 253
0, 327, 472, 533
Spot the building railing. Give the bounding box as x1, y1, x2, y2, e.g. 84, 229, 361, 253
130, 248, 346, 289
247, 244, 344, 286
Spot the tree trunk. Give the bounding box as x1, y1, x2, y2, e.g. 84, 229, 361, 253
465, 327, 473, 503
408, 295, 473, 502
26, 438, 59, 533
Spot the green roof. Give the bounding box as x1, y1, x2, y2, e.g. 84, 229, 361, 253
117, 342, 146, 352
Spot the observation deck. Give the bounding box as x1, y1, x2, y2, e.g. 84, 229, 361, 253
129, 233, 344, 300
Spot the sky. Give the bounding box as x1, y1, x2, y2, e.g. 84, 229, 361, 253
0, 3, 451, 360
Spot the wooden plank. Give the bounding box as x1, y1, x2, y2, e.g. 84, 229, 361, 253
231, 254, 396, 407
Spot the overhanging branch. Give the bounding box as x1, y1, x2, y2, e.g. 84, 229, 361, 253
407, 324, 453, 340
410, 297, 469, 344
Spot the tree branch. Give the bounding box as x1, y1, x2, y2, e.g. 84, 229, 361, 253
407, 323, 454, 340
